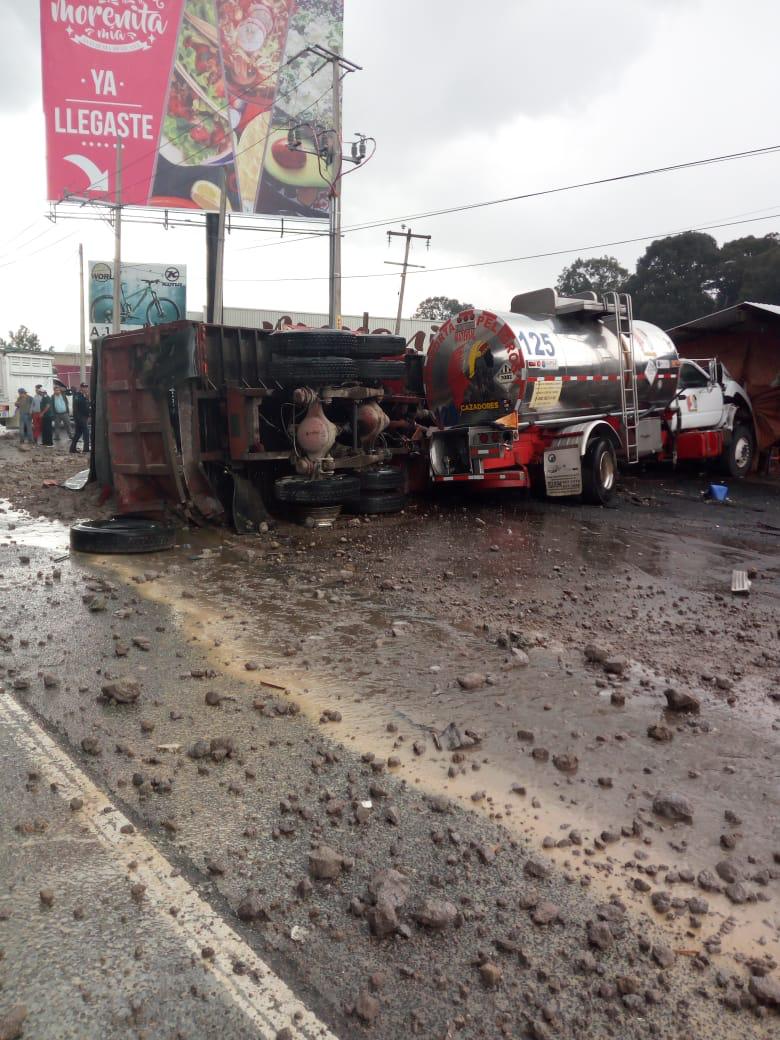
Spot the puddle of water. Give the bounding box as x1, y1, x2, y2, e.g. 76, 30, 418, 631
0, 500, 71, 553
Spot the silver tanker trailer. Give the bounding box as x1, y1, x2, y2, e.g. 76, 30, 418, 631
423, 289, 756, 504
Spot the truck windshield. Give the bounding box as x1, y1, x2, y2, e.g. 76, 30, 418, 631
678, 362, 710, 389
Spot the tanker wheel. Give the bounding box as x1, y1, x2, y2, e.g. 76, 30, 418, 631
358, 465, 405, 492
274, 473, 361, 505
720, 423, 754, 478
269, 356, 357, 386
582, 437, 617, 505
354, 360, 407, 384
271, 330, 406, 359
349, 490, 407, 515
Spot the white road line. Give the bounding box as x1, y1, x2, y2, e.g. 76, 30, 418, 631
0, 693, 340, 1040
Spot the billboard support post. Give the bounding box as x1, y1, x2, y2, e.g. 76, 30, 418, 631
214, 169, 228, 325
112, 143, 123, 335
79, 244, 86, 383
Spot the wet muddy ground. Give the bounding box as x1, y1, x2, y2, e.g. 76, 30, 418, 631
0, 448, 778, 1038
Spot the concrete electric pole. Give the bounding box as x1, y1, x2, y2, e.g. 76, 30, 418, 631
385, 226, 431, 334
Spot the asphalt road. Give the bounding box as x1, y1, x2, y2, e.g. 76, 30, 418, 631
0, 463, 778, 1039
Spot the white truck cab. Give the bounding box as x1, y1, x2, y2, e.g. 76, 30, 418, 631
672, 358, 755, 475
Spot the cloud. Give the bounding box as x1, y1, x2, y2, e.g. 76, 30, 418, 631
0, 1, 40, 112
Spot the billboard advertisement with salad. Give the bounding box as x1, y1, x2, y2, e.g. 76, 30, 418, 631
41, 0, 343, 220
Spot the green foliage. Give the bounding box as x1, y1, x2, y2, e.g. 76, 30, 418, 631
713, 234, 780, 308
556, 232, 780, 328
626, 232, 721, 328
556, 255, 629, 297
413, 296, 472, 321
0, 325, 41, 352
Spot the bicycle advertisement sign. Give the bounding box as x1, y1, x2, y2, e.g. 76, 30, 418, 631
41, 1, 343, 220
88, 261, 187, 338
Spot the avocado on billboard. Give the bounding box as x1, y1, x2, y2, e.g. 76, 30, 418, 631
88, 261, 187, 338
41, 1, 343, 219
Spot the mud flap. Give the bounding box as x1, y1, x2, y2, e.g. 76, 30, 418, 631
232, 474, 272, 534
543, 446, 582, 497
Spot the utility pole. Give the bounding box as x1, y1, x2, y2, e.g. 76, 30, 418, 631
112, 142, 122, 334
329, 55, 343, 328
385, 226, 430, 334
296, 44, 364, 329
78, 243, 86, 383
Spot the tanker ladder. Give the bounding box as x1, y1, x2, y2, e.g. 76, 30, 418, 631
604, 291, 640, 464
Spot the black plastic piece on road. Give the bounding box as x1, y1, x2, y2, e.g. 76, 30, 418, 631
274, 473, 362, 505
271, 330, 406, 359
269, 356, 357, 385
70, 518, 176, 554
358, 466, 405, 492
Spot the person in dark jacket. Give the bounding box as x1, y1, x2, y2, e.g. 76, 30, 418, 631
39, 390, 54, 447
70, 383, 91, 454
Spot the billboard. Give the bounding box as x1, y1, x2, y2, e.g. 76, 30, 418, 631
41, 1, 343, 219
88, 261, 187, 338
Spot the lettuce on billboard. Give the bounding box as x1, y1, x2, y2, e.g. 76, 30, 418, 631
41, 1, 343, 219
88, 261, 187, 338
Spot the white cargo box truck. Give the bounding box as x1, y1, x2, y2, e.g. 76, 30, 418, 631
0, 352, 55, 424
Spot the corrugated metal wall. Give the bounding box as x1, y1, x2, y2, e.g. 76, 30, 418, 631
187, 307, 441, 344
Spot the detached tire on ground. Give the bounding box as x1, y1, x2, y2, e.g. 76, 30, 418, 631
350, 490, 407, 515
269, 356, 357, 385
274, 473, 361, 505
70, 518, 176, 555
271, 330, 406, 359
581, 437, 617, 505
720, 423, 754, 478
358, 466, 404, 492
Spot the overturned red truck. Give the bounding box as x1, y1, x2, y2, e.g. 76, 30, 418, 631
91, 288, 757, 528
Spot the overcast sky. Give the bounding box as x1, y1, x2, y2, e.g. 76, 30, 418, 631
3, 0, 780, 348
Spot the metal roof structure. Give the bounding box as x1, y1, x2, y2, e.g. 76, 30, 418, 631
669, 302, 780, 338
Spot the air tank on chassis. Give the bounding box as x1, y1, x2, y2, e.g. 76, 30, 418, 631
424, 288, 679, 428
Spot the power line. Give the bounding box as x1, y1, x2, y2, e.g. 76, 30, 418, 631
222, 208, 780, 284
235, 142, 780, 253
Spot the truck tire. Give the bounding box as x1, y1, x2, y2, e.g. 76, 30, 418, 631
269, 356, 357, 385
271, 331, 406, 359
581, 437, 617, 505
274, 473, 361, 505
721, 423, 754, 478
70, 518, 176, 554
350, 490, 406, 515
358, 466, 404, 492
355, 360, 406, 383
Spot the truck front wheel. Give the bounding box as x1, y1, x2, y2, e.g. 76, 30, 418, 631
582, 437, 617, 505
721, 423, 754, 478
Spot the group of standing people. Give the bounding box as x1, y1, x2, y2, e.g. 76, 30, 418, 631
14, 383, 91, 453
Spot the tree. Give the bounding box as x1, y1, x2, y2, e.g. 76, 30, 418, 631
625, 232, 721, 328
0, 325, 42, 352
412, 296, 472, 320
555, 255, 629, 297
712, 233, 780, 308
733, 246, 780, 305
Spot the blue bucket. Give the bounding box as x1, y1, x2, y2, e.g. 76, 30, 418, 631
709, 484, 728, 502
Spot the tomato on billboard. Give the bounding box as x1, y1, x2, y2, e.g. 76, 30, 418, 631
40, 1, 343, 219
